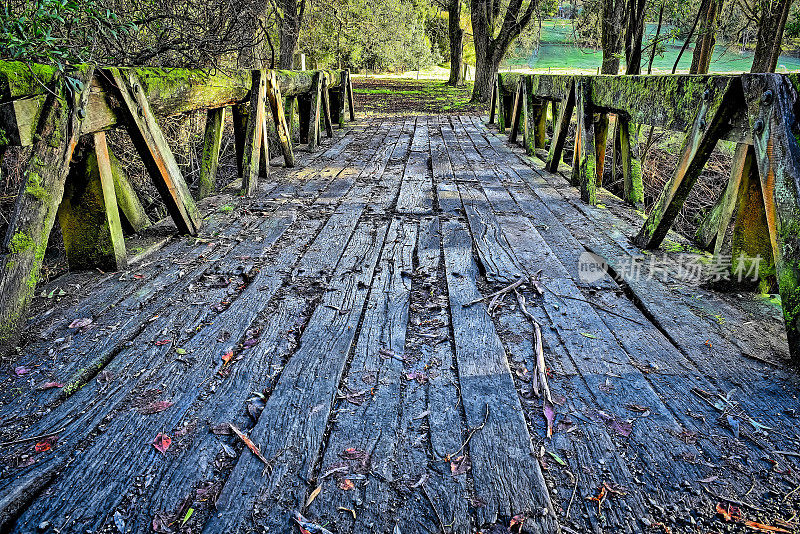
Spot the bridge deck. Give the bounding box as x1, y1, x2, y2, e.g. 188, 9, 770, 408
1, 115, 799, 534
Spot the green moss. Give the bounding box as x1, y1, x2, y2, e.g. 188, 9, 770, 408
0, 61, 58, 98
24, 170, 50, 202
8, 231, 34, 254
219, 204, 234, 213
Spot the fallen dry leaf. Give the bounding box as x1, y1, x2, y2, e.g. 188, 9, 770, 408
68, 317, 93, 329
139, 401, 174, 415
450, 455, 472, 475
34, 436, 58, 452
14, 366, 30, 377
306, 485, 322, 506
337, 478, 355, 491
37, 381, 64, 390
152, 433, 172, 454
229, 424, 269, 466
340, 447, 367, 460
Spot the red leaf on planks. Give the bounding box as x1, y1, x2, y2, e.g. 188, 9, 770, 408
34, 436, 59, 452
154, 339, 172, 346
337, 478, 355, 491
37, 381, 64, 390
340, 448, 367, 461
68, 317, 93, 329
152, 433, 172, 454
716, 503, 743, 522
587, 485, 608, 514
450, 455, 472, 475
14, 366, 30, 376
221, 351, 233, 365
509, 514, 527, 534
139, 401, 174, 415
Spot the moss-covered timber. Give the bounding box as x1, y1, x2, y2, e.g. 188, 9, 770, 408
198, 107, 226, 199
240, 70, 267, 197
108, 150, 152, 232
742, 73, 800, 361
57, 132, 127, 271
498, 72, 751, 143
0, 66, 95, 353
0, 61, 345, 147
633, 81, 743, 249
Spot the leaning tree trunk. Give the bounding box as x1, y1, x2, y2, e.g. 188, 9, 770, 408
690, 0, 721, 73
751, 0, 793, 72
447, 0, 465, 86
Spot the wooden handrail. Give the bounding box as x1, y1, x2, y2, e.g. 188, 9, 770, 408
0, 61, 356, 353
493, 70, 800, 362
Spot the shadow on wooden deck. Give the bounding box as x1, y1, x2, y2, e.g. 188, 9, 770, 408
0, 115, 798, 534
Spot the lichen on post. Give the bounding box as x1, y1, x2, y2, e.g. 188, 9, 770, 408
198, 106, 226, 199
0, 66, 94, 353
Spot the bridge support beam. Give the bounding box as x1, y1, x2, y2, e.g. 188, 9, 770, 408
266, 70, 295, 168
618, 116, 644, 209
198, 106, 226, 200
572, 80, 597, 205
57, 132, 127, 271
545, 81, 575, 174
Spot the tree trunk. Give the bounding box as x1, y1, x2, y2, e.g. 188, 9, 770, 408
472, 44, 501, 102
751, 0, 793, 72
690, 0, 721, 73
469, 0, 537, 102
447, 0, 465, 86
601, 0, 627, 74
624, 0, 647, 74
277, 0, 307, 69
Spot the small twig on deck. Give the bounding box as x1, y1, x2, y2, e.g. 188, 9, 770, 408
565, 474, 579, 519
448, 404, 490, 459
464, 277, 526, 307
229, 424, 270, 472
421, 484, 447, 534
701, 485, 766, 512
1, 427, 66, 447
783, 482, 800, 502
515, 289, 553, 404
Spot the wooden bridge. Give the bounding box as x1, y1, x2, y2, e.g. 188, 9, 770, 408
0, 64, 799, 534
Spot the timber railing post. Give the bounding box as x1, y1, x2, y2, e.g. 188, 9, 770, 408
618, 116, 644, 209
240, 69, 267, 196
633, 80, 741, 249
509, 77, 524, 143
573, 79, 597, 204
57, 132, 127, 271
496, 74, 506, 133
308, 71, 323, 151
489, 76, 497, 125
199, 107, 226, 199
741, 73, 800, 361
321, 74, 334, 138
0, 66, 94, 352
545, 80, 575, 173
265, 70, 295, 167
106, 68, 201, 234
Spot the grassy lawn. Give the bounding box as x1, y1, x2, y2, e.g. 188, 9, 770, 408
351, 77, 486, 114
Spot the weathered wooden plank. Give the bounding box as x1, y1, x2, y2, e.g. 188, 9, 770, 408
106, 68, 201, 235
0, 66, 94, 352
396, 127, 433, 215
308, 71, 323, 151
441, 219, 558, 533
305, 219, 417, 533
91, 131, 126, 267
198, 107, 226, 199
266, 70, 296, 167
203, 219, 388, 533
413, 216, 472, 534
509, 77, 524, 143
347, 71, 355, 122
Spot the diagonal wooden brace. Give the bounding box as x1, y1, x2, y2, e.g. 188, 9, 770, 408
633, 81, 741, 249
107, 68, 201, 235
545, 80, 575, 173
